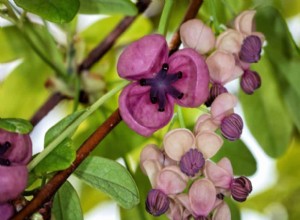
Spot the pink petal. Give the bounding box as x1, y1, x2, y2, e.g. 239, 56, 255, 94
119, 82, 174, 136
142, 160, 162, 188
168, 48, 210, 107
195, 131, 223, 159
189, 179, 216, 217
205, 160, 232, 189
163, 128, 195, 161
194, 114, 219, 135
234, 10, 256, 35
217, 157, 233, 176
206, 50, 243, 85
166, 198, 184, 220
176, 193, 192, 213
156, 166, 188, 194
117, 34, 168, 80
180, 19, 216, 54
140, 144, 164, 173
216, 29, 243, 54
213, 202, 231, 220
211, 93, 237, 125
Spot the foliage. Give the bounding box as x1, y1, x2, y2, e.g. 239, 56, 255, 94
0, 0, 299, 219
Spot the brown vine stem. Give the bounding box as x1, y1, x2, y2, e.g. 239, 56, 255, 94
12, 0, 204, 219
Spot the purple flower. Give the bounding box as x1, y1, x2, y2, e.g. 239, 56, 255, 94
0, 203, 14, 220
117, 34, 209, 136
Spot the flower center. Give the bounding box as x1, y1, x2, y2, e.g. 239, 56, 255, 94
179, 148, 205, 177
140, 63, 183, 112
0, 141, 11, 166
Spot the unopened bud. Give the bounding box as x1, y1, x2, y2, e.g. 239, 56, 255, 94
221, 113, 243, 141
231, 176, 252, 202
146, 189, 170, 216
241, 70, 261, 94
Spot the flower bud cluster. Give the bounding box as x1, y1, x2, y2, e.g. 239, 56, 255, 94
180, 10, 264, 101
0, 129, 32, 220
140, 118, 252, 219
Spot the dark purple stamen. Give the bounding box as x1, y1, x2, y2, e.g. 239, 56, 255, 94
140, 63, 184, 112
217, 193, 225, 200
0, 158, 11, 166
239, 35, 262, 63
0, 141, 11, 155
179, 148, 205, 177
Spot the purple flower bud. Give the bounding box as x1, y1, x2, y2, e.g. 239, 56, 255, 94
240, 70, 261, 94
146, 189, 170, 216
205, 84, 228, 107
0, 165, 28, 203
0, 203, 14, 220
179, 148, 205, 177
239, 35, 262, 63
230, 176, 252, 202
221, 113, 243, 141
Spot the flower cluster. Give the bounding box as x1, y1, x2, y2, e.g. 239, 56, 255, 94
180, 10, 264, 105
0, 129, 32, 220
140, 124, 252, 219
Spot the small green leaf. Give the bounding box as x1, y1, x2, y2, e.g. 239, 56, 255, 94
45, 110, 85, 146
79, 0, 137, 16
34, 138, 75, 174
74, 156, 139, 209
52, 181, 83, 220
14, 0, 79, 23
212, 139, 257, 176
0, 118, 33, 134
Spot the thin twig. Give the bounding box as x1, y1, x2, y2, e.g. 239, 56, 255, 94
30, 93, 67, 126
12, 1, 204, 219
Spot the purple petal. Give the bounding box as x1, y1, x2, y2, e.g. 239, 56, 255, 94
117, 34, 168, 80
0, 165, 28, 203
168, 48, 209, 107
119, 82, 174, 136
0, 129, 32, 165
0, 203, 15, 220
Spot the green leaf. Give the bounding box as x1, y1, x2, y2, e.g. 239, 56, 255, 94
44, 110, 85, 146
74, 156, 139, 209
0, 118, 33, 134
79, 0, 137, 16
34, 138, 75, 174
52, 181, 83, 220
240, 57, 293, 158
14, 0, 79, 23
212, 139, 257, 176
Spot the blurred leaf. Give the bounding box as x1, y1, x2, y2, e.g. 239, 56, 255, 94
212, 139, 257, 176
0, 118, 32, 134
52, 181, 83, 220
74, 156, 139, 209
240, 56, 293, 158
244, 137, 300, 219
256, 6, 300, 132
34, 138, 75, 174
79, 0, 137, 16
0, 26, 30, 62
14, 0, 79, 23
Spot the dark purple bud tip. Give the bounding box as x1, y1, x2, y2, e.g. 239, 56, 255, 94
179, 148, 205, 177
146, 189, 170, 216
205, 83, 228, 107
239, 35, 262, 63
241, 70, 261, 94
231, 176, 252, 202
221, 113, 243, 141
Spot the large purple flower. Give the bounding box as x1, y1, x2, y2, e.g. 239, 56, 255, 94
117, 34, 210, 136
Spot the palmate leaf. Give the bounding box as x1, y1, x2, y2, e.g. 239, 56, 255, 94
74, 156, 139, 209
79, 0, 138, 16
52, 181, 83, 220
14, 0, 80, 23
